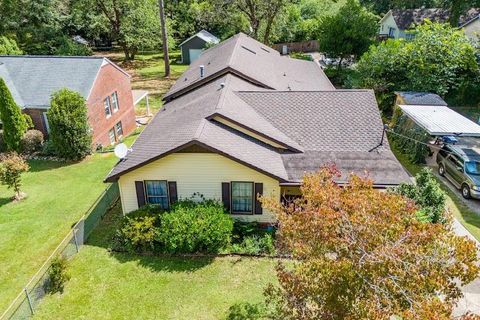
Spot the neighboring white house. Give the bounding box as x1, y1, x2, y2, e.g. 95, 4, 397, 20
379, 8, 480, 41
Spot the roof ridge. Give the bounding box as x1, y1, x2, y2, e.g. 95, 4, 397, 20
193, 119, 208, 140
235, 89, 373, 93
0, 55, 105, 59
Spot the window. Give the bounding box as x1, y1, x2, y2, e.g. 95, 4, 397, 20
104, 97, 112, 117
388, 27, 396, 37
231, 182, 253, 214
145, 180, 169, 209
108, 128, 115, 144
112, 92, 119, 112
115, 121, 123, 137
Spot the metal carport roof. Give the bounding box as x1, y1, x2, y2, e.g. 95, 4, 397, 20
398, 104, 480, 137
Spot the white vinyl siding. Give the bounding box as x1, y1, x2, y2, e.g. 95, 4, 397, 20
118, 153, 280, 223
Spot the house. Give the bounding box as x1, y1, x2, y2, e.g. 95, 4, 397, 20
0, 56, 137, 147
105, 33, 410, 222
379, 8, 480, 40
395, 91, 448, 106
461, 13, 480, 41
179, 30, 220, 64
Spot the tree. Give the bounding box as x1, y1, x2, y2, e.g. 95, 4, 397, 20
357, 22, 479, 111
0, 152, 29, 201
318, 0, 378, 68
262, 166, 479, 319
0, 36, 22, 55
0, 78, 28, 152
48, 89, 92, 160
93, 0, 163, 60
158, 0, 170, 77
440, 0, 480, 26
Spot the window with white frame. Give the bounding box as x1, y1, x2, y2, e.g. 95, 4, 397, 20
145, 180, 169, 209
108, 128, 116, 144
115, 121, 123, 137
104, 97, 112, 117
231, 182, 253, 214
112, 92, 119, 112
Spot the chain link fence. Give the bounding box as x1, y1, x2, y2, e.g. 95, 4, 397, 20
1, 183, 119, 320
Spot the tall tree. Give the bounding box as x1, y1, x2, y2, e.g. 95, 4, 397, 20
158, 0, 170, 77
263, 166, 479, 319
318, 0, 378, 68
94, 0, 162, 60
0, 78, 28, 152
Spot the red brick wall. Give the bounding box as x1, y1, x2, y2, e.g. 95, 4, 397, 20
23, 108, 48, 137
87, 63, 137, 147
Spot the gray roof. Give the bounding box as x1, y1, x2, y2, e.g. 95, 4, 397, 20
165, 33, 334, 101
106, 34, 409, 186
0, 56, 126, 108
396, 91, 447, 106
390, 8, 480, 30
179, 30, 220, 47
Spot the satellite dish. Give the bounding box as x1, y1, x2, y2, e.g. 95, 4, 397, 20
114, 143, 129, 159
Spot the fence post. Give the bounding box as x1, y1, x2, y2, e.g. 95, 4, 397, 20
73, 229, 79, 253
24, 288, 34, 315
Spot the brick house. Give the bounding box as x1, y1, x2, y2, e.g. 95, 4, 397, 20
0, 56, 137, 147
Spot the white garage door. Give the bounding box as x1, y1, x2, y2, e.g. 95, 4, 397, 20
189, 49, 203, 63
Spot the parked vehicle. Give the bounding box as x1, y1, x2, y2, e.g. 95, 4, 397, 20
437, 144, 480, 199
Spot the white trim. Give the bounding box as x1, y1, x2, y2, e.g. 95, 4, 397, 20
379, 10, 393, 24
460, 15, 480, 28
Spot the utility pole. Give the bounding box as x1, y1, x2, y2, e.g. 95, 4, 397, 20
158, 0, 170, 77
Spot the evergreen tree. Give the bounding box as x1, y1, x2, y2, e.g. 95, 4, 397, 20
0, 78, 28, 152
48, 88, 92, 160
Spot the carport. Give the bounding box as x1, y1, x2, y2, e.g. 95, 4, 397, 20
398, 104, 480, 137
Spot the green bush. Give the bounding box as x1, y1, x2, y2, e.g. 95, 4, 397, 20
157, 200, 233, 253
0, 36, 22, 55
0, 131, 5, 153
289, 52, 312, 61
20, 130, 44, 154
393, 168, 446, 223
54, 36, 92, 56
230, 234, 275, 255
0, 78, 28, 152
48, 89, 92, 160
45, 257, 70, 294
41, 140, 57, 156
119, 215, 159, 253
226, 302, 268, 320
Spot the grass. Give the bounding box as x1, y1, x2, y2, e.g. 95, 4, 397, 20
391, 144, 480, 241
97, 51, 188, 116
33, 204, 277, 319
0, 153, 118, 312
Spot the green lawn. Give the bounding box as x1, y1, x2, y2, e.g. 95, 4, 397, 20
391, 145, 480, 241
33, 204, 277, 319
0, 153, 117, 312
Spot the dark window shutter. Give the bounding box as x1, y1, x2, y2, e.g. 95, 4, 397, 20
254, 183, 263, 214
168, 181, 178, 205
222, 182, 231, 212
135, 181, 146, 208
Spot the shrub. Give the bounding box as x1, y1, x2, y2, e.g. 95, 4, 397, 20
45, 257, 70, 294
23, 114, 34, 129
393, 168, 447, 223
157, 200, 234, 253
41, 140, 57, 156
48, 89, 92, 160
226, 302, 268, 320
118, 215, 159, 253
0, 152, 29, 200
0, 36, 22, 55
20, 130, 44, 154
0, 131, 5, 153
54, 36, 92, 56
230, 234, 275, 255
0, 78, 28, 152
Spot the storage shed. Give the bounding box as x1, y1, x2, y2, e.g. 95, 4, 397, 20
179, 30, 219, 64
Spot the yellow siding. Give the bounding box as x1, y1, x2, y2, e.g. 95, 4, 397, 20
118, 152, 281, 222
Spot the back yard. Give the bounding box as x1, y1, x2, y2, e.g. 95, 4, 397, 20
0, 154, 117, 311
32, 204, 277, 319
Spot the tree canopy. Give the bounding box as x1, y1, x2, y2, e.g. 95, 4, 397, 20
357, 22, 479, 109
263, 166, 479, 319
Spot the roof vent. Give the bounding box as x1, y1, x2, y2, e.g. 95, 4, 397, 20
241, 45, 256, 55
220, 82, 225, 89
200, 65, 205, 78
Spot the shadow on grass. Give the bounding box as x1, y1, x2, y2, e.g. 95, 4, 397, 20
86, 201, 214, 273
27, 159, 77, 173
0, 196, 13, 207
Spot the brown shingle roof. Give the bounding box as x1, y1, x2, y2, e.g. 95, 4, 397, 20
164, 33, 334, 101
106, 34, 410, 186
390, 8, 480, 30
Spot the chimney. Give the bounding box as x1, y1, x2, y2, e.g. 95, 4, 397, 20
200, 65, 205, 78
